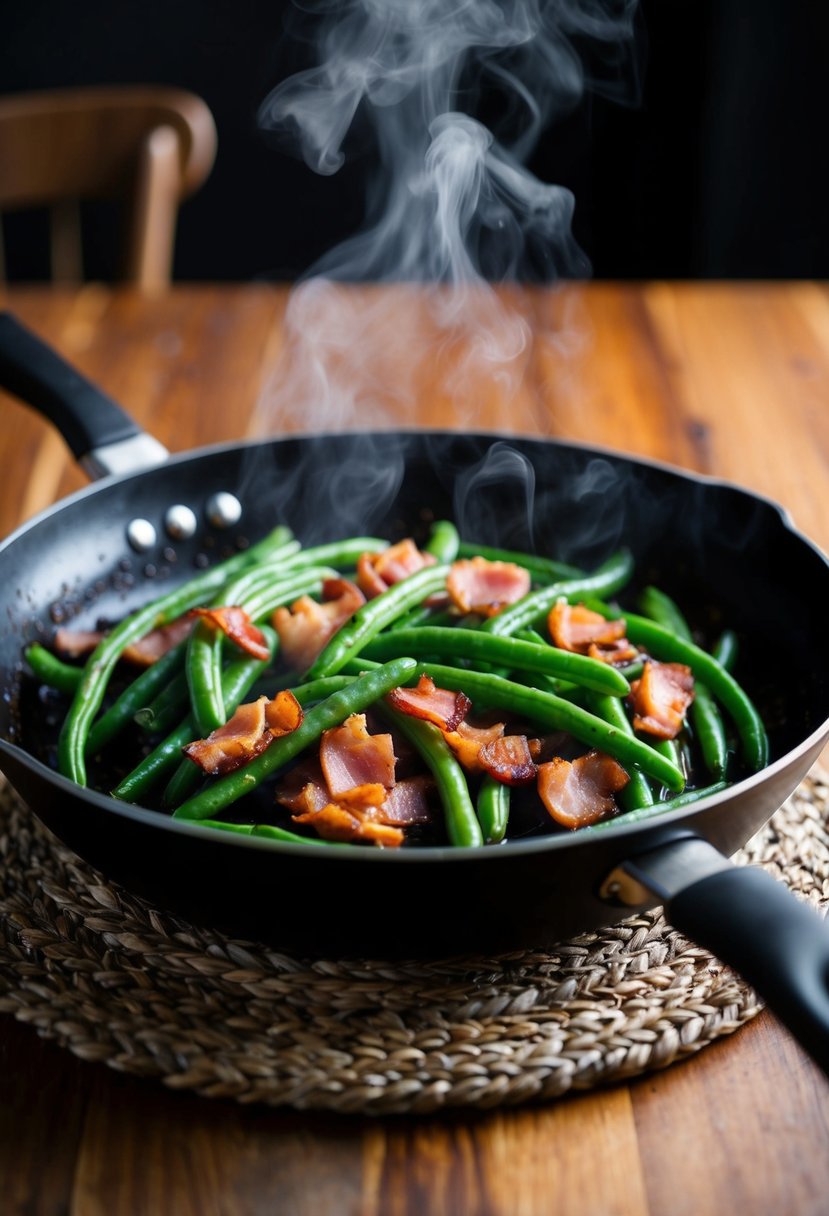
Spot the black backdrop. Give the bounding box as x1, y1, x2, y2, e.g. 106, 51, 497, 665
2, 0, 826, 282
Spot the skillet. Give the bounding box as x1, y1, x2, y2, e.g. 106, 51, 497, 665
1, 310, 829, 1072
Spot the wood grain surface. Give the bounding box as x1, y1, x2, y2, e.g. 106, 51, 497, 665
0, 283, 827, 1216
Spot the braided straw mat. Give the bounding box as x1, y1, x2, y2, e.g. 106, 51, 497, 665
0, 769, 826, 1115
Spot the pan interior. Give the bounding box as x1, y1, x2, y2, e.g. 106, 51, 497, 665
2, 431, 827, 812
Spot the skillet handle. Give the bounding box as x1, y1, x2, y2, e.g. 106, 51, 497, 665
613, 836, 829, 1075
0, 311, 167, 479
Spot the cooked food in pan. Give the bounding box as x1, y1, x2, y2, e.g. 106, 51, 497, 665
25, 521, 768, 848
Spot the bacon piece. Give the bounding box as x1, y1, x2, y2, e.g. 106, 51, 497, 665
537, 750, 630, 829
264, 689, 305, 736
587, 638, 640, 666
629, 660, 695, 739
548, 601, 631, 659
272, 578, 365, 672
446, 557, 531, 618
479, 735, 537, 786
443, 719, 506, 771
54, 614, 194, 666
54, 628, 104, 659
320, 713, 396, 798
386, 675, 471, 733
123, 615, 196, 665
292, 803, 405, 848
277, 765, 431, 830
183, 690, 303, 776
356, 539, 436, 600
190, 605, 270, 661
276, 775, 330, 816
376, 776, 434, 825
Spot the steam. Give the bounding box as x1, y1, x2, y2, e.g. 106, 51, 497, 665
250, 0, 639, 529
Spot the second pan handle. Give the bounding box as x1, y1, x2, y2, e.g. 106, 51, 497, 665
0, 311, 168, 479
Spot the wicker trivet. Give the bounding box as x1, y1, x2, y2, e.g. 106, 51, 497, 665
0, 771, 826, 1114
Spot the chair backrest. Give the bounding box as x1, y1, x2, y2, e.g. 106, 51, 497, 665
0, 86, 217, 289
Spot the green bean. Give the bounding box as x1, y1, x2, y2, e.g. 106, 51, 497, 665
586, 600, 768, 771
25, 643, 83, 694
172, 658, 418, 821
477, 775, 510, 844
194, 820, 344, 846
361, 628, 630, 695
184, 567, 335, 739
481, 550, 634, 638
243, 567, 337, 623
58, 525, 294, 786
187, 618, 226, 736
456, 541, 583, 582
689, 688, 728, 779
133, 669, 190, 734
638, 586, 691, 640
88, 641, 188, 752
638, 585, 729, 781
583, 692, 654, 811
514, 631, 580, 697
163, 672, 355, 809
113, 628, 276, 805
290, 675, 355, 705
388, 605, 455, 632
381, 706, 483, 848
424, 520, 460, 563
584, 781, 729, 832
282, 537, 387, 570
407, 663, 685, 791
307, 567, 449, 679
714, 630, 738, 672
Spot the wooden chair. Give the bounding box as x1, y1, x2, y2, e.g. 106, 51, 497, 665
0, 86, 217, 290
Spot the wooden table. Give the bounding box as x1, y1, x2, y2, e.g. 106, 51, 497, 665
1, 283, 828, 1216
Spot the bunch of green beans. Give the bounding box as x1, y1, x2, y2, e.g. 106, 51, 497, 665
28, 518, 768, 850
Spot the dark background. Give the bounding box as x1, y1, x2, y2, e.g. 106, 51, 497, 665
1, 0, 826, 282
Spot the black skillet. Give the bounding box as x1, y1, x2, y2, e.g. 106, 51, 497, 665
1, 311, 829, 1072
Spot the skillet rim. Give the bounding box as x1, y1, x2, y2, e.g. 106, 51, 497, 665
2, 426, 828, 863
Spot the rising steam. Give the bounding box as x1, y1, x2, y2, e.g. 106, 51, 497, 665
251, 0, 638, 441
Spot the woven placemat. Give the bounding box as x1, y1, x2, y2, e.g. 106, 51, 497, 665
0, 770, 826, 1114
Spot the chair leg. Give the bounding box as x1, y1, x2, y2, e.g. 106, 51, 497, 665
126, 125, 181, 292
50, 199, 83, 283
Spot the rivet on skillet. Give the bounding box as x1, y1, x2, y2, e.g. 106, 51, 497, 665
126, 518, 157, 553
164, 504, 198, 540
205, 492, 242, 528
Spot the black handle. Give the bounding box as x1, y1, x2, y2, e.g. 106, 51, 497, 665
0, 311, 141, 460
670, 864, 829, 1074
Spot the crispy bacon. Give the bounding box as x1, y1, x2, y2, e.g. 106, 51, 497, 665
386, 675, 471, 733
54, 628, 104, 659
443, 719, 506, 770
190, 606, 270, 661
292, 802, 405, 848
548, 601, 631, 660
356, 539, 436, 600
587, 637, 640, 666
629, 660, 695, 739
479, 735, 537, 786
537, 750, 630, 829
446, 557, 530, 618
320, 713, 396, 797
183, 690, 303, 776
272, 578, 364, 672
276, 774, 330, 816
376, 776, 434, 825
54, 614, 194, 666
277, 766, 431, 830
